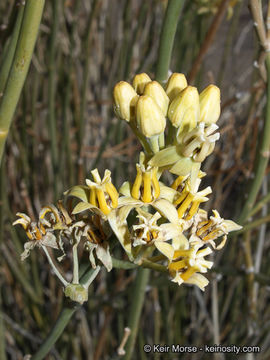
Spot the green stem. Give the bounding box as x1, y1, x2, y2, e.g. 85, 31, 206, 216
0, 3, 25, 94
123, 268, 150, 360
78, 0, 99, 151
47, 0, 60, 199
0, 0, 45, 164
31, 302, 80, 360
32, 267, 100, 359
236, 213, 270, 234
247, 191, 270, 219
155, 0, 185, 84
0, 288, 7, 360
81, 265, 101, 288
238, 54, 270, 224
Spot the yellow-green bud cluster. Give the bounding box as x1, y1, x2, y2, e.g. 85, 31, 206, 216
113, 73, 221, 156
113, 73, 168, 139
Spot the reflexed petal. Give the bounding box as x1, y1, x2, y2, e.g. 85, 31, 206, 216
118, 196, 142, 208
155, 241, 174, 260
169, 157, 193, 176
223, 220, 242, 232
72, 202, 104, 218
108, 210, 133, 259
160, 223, 182, 240
21, 241, 36, 261
159, 183, 178, 203
13, 215, 30, 229
119, 181, 132, 197
64, 185, 89, 202
185, 273, 209, 291
149, 146, 180, 167
171, 272, 184, 285
153, 199, 178, 223
41, 232, 59, 249
96, 244, 113, 272
172, 234, 189, 250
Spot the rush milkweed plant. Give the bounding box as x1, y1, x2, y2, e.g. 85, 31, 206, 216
2, 0, 270, 359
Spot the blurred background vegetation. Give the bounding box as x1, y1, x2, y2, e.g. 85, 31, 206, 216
0, 0, 269, 359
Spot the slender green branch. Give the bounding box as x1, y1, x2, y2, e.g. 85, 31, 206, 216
142, 259, 167, 273
236, 213, 270, 234
0, 0, 45, 164
78, 0, 99, 152
123, 268, 150, 360
0, 3, 25, 94
47, 0, 60, 199
247, 191, 270, 219
112, 257, 167, 273
31, 302, 80, 360
32, 267, 101, 359
238, 54, 270, 224
112, 258, 138, 270
81, 265, 101, 288
155, 0, 186, 84
0, 288, 7, 360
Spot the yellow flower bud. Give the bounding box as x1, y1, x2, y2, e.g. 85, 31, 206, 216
132, 73, 151, 95
167, 86, 199, 134
113, 81, 138, 122
166, 73, 188, 101
143, 81, 169, 115
136, 95, 166, 137
199, 85, 220, 125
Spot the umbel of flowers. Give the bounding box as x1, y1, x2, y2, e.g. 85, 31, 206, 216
13, 72, 241, 303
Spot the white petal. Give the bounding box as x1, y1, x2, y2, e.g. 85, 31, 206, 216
108, 210, 133, 259
185, 273, 209, 291
155, 242, 174, 260
172, 234, 189, 250
160, 223, 182, 240
153, 199, 178, 223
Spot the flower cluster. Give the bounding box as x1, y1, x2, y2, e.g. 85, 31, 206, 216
13, 72, 241, 303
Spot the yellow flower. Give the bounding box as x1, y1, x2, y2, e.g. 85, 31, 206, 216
13, 205, 69, 261
173, 176, 212, 220
66, 169, 118, 218
181, 122, 220, 162
131, 164, 160, 204
131, 208, 183, 260
169, 241, 213, 291
192, 209, 242, 249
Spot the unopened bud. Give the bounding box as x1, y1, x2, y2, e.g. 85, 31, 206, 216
136, 95, 166, 137
199, 85, 220, 125
113, 81, 138, 122
132, 73, 151, 95
166, 73, 188, 101
143, 81, 169, 115
167, 86, 199, 134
